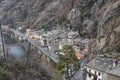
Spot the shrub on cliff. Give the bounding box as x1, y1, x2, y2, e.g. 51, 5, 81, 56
116, 41, 120, 52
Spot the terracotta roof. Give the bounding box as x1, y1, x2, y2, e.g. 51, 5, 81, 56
74, 52, 84, 59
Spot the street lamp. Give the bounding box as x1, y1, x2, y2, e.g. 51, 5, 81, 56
0, 15, 6, 62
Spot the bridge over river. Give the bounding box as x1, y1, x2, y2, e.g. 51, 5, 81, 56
10, 29, 58, 62
7, 28, 59, 78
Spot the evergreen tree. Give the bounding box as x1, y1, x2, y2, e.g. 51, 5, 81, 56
57, 45, 80, 80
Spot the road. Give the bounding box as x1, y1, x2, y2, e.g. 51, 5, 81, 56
70, 53, 89, 80
10, 29, 58, 62
60, 69, 84, 80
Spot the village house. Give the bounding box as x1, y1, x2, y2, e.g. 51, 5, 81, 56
80, 38, 89, 52
41, 32, 52, 47
67, 31, 79, 43
73, 45, 81, 52
25, 29, 44, 40
47, 30, 63, 52
25, 28, 91, 57
48, 36, 59, 53
74, 51, 84, 60
15, 22, 26, 32
85, 58, 118, 80
73, 38, 90, 52
59, 39, 74, 55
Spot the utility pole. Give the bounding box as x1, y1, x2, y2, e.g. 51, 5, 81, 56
26, 42, 31, 67
0, 16, 6, 62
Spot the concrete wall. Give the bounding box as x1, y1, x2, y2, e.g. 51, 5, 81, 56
103, 73, 108, 80
107, 74, 120, 80
39, 50, 57, 79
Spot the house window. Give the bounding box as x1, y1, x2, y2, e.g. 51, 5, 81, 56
95, 71, 96, 74
88, 69, 91, 78
94, 71, 97, 80
98, 72, 101, 76
94, 75, 97, 80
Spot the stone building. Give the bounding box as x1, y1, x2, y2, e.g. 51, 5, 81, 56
85, 58, 117, 80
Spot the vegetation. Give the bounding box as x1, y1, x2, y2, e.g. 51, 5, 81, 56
116, 41, 120, 52
80, 31, 88, 38
0, 60, 51, 80
0, 63, 13, 80
57, 45, 80, 80
81, 6, 91, 18
58, 15, 70, 27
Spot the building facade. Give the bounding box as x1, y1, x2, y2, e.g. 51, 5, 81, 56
85, 58, 116, 80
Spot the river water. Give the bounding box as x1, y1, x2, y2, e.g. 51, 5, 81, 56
0, 33, 51, 80
0, 34, 26, 60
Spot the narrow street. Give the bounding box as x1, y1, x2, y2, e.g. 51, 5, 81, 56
70, 56, 88, 80
70, 69, 82, 80
59, 69, 83, 80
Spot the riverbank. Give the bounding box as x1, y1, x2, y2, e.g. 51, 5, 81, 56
0, 34, 52, 80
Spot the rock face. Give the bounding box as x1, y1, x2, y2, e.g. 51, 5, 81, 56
96, 1, 120, 53
0, 0, 120, 53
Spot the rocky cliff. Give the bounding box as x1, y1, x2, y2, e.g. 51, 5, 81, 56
95, 0, 120, 54
0, 0, 120, 54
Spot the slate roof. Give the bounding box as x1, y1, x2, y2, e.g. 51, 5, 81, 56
74, 52, 84, 59
60, 39, 73, 46
87, 58, 114, 72
107, 64, 120, 76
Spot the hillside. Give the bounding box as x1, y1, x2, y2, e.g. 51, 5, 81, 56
0, 0, 120, 61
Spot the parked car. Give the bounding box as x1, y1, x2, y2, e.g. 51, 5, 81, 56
65, 68, 76, 78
